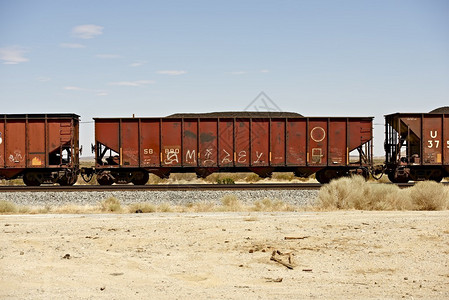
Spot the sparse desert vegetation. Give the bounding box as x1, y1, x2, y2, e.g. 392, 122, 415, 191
317, 176, 449, 211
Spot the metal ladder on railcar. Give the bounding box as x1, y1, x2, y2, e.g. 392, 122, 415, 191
59, 121, 73, 165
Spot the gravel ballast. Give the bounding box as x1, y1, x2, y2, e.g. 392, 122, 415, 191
0, 190, 318, 207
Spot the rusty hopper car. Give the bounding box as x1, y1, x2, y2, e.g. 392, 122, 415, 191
93, 115, 373, 185
0, 114, 80, 186
385, 112, 449, 183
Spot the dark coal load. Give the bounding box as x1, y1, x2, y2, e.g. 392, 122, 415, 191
166, 111, 303, 118
429, 107, 449, 114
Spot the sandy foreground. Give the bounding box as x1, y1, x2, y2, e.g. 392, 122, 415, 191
1, 211, 448, 299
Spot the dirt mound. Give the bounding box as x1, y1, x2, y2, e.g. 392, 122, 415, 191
166, 111, 303, 118
429, 106, 449, 114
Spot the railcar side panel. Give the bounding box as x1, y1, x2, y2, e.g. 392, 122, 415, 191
422, 115, 443, 165
140, 119, 160, 167
444, 115, 449, 165
0, 122, 4, 168
251, 119, 269, 167
348, 120, 370, 152
286, 119, 306, 165
96, 121, 119, 154
235, 119, 250, 167
199, 119, 218, 167
182, 119, 198, 167
6, 121, 26, 168
161, 119, 182, 167
328, 119, 346, 166
121, 120, 139, 167
270, 119, 285, 166
218, 118, 234, 167
308, 119, 328, 166
27, 120, 46, 168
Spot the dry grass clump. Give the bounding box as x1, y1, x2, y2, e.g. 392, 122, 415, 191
127, 203, 157, 213
272, 173, 295, 181
252, 198, 295, 212
220, 194, 242, 211
245, 174, 262, 182
0, 200, 18, 213
316, 176, 449, 211
0, 179, 25, 186
409, 181, 449, 210
100, 197, 122, 212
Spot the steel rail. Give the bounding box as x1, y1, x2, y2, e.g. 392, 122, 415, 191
0, 182, 443, 193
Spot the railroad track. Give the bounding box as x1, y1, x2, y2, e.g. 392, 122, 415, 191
0, 182, 435, 192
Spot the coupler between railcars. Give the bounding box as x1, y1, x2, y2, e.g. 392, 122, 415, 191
81, 168, 150, 185
315, 167, 370, 184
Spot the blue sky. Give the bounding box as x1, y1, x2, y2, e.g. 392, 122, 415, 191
1, 0, 448, 156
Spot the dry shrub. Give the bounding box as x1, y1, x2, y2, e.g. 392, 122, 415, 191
409, 181, 449, 210
53, 205, 99, 214
128, 203, 156, 213
245, 174, 261, 182
221, 194, 242, 211
272, 173, 295, 181
252, 198, 295, 212
157, 203, 173, 212
182, 202, 216, 212
317, 176, 449, 211
369, 184, 411, 210
100, 197, 122, 212
317, 176, 370, 210
0, 179, 25, 186
0, 200, 17, 213
148, 174, 166, 184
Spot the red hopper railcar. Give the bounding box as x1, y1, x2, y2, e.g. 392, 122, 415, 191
92, 114, 373, 184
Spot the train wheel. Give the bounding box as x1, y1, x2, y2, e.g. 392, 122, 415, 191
23, 172, 42, 186
58, 174, 78, 186
97, 173, 114, 185
131, 171, 149, 185
315, 170, 330, 184
387, 172, 408, 183
429, 174, 443, 183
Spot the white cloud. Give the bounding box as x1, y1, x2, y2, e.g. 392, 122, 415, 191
230, 71, 247, 75
129, 61, 147, 67
0, 46, 29, 64
156, 70, 187, 76
72, 24, 103, 39
36, 76, 51, 82
260, 69, 269, 73
96, 54, 120, 59
63, 86, 108, 96
109, 80, 155, 87
64, 86, 84, 91
60, 43, 86, 49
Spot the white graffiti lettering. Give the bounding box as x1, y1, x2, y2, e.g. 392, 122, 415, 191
186, 149, 196, 163
164, 149, 179, 164
8, 150, 23, 163
203, 148, 214, 163
221, 149, 232, 164
238, 150, 247, 163
253, 151, 264, 164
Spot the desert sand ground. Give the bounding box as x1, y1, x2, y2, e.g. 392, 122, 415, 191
1, 211, 448, 299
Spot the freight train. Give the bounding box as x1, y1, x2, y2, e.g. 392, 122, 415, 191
0, 109, 448, 186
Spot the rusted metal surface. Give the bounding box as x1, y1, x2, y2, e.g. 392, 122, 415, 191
0, 114, 80, 185
385, 112, 449, 182
94, 115, 373, 184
